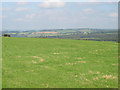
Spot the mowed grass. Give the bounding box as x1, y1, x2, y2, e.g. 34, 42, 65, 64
2, 37, 118, 88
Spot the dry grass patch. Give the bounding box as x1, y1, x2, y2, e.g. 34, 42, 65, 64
31, 56, 41, 59
77, 61, 86, 63
16, 56, 22, 58
89, 71, 101, 74
76, 57, 85, 60
32, 60, 37, 64
93, 77, 99, 80
65, 62, 74, 65
26, 70, 34, 72
102, 75, 117, 79
53, 53, 60, 55
65, 60, 87, 65
64, 56, 69, 58
39, 58, 45, 62
112, 64, 118, 66
31, 56, 45, 64
41, 83, 49, 88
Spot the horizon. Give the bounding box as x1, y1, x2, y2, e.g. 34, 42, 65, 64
2, 28, 118, 32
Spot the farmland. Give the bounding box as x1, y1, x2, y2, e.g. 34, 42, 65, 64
2, 37, 118, 88
2, 28, 118, 42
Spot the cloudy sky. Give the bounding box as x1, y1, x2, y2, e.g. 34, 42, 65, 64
0, 0, 118, 31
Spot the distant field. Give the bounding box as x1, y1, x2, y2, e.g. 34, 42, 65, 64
2, 37, 118, 88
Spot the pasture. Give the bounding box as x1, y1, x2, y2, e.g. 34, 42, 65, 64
2, 37, 118, 88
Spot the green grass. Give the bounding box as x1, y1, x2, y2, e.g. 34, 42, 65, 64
2, 37, 118, 88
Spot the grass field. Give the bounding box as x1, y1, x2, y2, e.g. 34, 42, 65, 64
2, 37, 118, 88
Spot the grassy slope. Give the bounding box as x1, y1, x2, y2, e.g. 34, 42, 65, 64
2, 37, 118, 88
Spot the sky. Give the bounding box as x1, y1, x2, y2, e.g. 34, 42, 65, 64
0, 0, 118, 31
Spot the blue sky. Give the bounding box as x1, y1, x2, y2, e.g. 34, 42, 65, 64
1, 0, 118, 31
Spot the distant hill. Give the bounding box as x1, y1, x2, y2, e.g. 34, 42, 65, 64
2, 28, 118, 42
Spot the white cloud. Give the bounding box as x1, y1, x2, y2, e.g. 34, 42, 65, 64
17, 2, 28, 5
1, 0, 119, 2
88, 0, 98, 2
15, 7, 29, 12
15, 18, 25, 21
0, 15, 7, 19
0, 8, 10, 11
87, 0, 119, 2
83, 8, 95, 14
25, 14, 36, 19
15, 13, 37, 22
39, 0, 65, 8
109, 12, 118, 17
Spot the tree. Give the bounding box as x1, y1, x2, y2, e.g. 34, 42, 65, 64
2, 34, 11, 37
